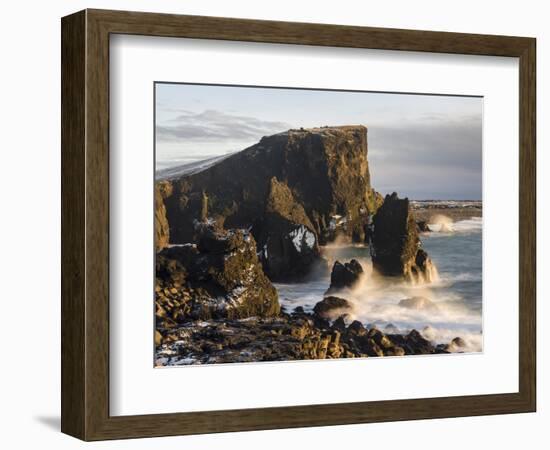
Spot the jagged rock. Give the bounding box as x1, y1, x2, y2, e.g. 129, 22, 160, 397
155, 312, 451, 365
347, 320, 367, 336
388, 329, 436, 355
313, 296, 352, 320
398, 296, 439, 311
325, 259, 364, 293
256, 177, 320, 281
371, 192, 437, 282
158, 126, 381, 247
155, 226, 279, 321
155, 181, 172, 251
331, 315, 348, 333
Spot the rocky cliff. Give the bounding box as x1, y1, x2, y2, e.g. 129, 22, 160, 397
158, 126, 380, 248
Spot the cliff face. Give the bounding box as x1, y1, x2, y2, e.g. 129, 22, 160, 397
158, 126, 379, 246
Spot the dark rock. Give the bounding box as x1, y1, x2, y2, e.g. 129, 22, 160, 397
155, 226, 279, 321
371, 192, 437, 282
416, 220, 431, 232
313, 296, 352, 320
155, 312, 446, 365
332, 315, 348, 333
325, 259, 364, 293
347, 320, 367, 336
158, 126, 381, 247
255, 177, 320, 281
452, 336, 466, 348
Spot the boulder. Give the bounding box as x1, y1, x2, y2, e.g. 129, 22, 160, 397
325, 259, 364, 293
256, 177, 320, 281
158, 126, 381, 246
371, 192, 437, 283
155, 226, 280, 321
313, 296, 352, 320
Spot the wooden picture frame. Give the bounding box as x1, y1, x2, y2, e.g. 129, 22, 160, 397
61, 9, 536, 441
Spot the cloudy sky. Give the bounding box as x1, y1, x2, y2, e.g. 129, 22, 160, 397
156, 83, 482, 200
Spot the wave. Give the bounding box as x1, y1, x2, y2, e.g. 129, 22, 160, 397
428, 216, 482, 234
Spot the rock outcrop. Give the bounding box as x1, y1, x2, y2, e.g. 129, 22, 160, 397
255, 177, 320, 281
325, 259, 364, 294
155, 226, 279, 322
371, 193, 437, 283
155, 309, 453, 366
313, 296, 352, 320
158, 126, 381, 249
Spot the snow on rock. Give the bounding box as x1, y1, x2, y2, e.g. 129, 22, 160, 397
289, 225, 316, 252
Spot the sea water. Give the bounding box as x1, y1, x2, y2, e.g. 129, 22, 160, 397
275, 217, 483, 352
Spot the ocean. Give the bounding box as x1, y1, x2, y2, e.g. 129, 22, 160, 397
275, 215, 483, 353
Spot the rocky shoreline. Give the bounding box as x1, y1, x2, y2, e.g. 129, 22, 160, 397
411, 201, 482, 224
154, 126, 473, 365
155, 306, 466, 366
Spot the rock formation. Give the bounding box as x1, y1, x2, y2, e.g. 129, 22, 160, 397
325, 259, 364, 294
255, 177, 320, 281
155, 225, 279, 322
155, 309, 454, 366
157, 126, 381, 250
154, 181, 172, 251
313, 296, 352, 320
371, 192, 437, 283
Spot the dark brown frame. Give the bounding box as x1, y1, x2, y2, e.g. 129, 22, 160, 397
61, 9, 536, 441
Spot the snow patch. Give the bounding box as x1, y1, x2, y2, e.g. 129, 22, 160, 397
289, 226, 316, 252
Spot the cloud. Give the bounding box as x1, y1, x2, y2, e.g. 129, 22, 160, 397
368, 114, 482, 199
156, 109, 291, 143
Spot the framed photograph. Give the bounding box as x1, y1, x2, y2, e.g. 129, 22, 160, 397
61, 9, 536, 440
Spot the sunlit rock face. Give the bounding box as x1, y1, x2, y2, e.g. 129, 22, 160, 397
371, 193, 438, 283
154, 181, 172, 251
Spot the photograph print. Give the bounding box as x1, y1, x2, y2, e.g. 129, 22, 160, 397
154, 83, 483, 366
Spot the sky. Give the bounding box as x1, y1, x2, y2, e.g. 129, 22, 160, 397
155, 83, 482, 200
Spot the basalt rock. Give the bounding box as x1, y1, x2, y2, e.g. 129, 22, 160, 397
325, 259, 364, 294
313, 296, 352, 320
155, 310, 462, 364
155, 226, 279, 322
255, 177, 320, 281
371, 192, 437, 283
157, 126, 381, 247
155, 181, 172, 251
